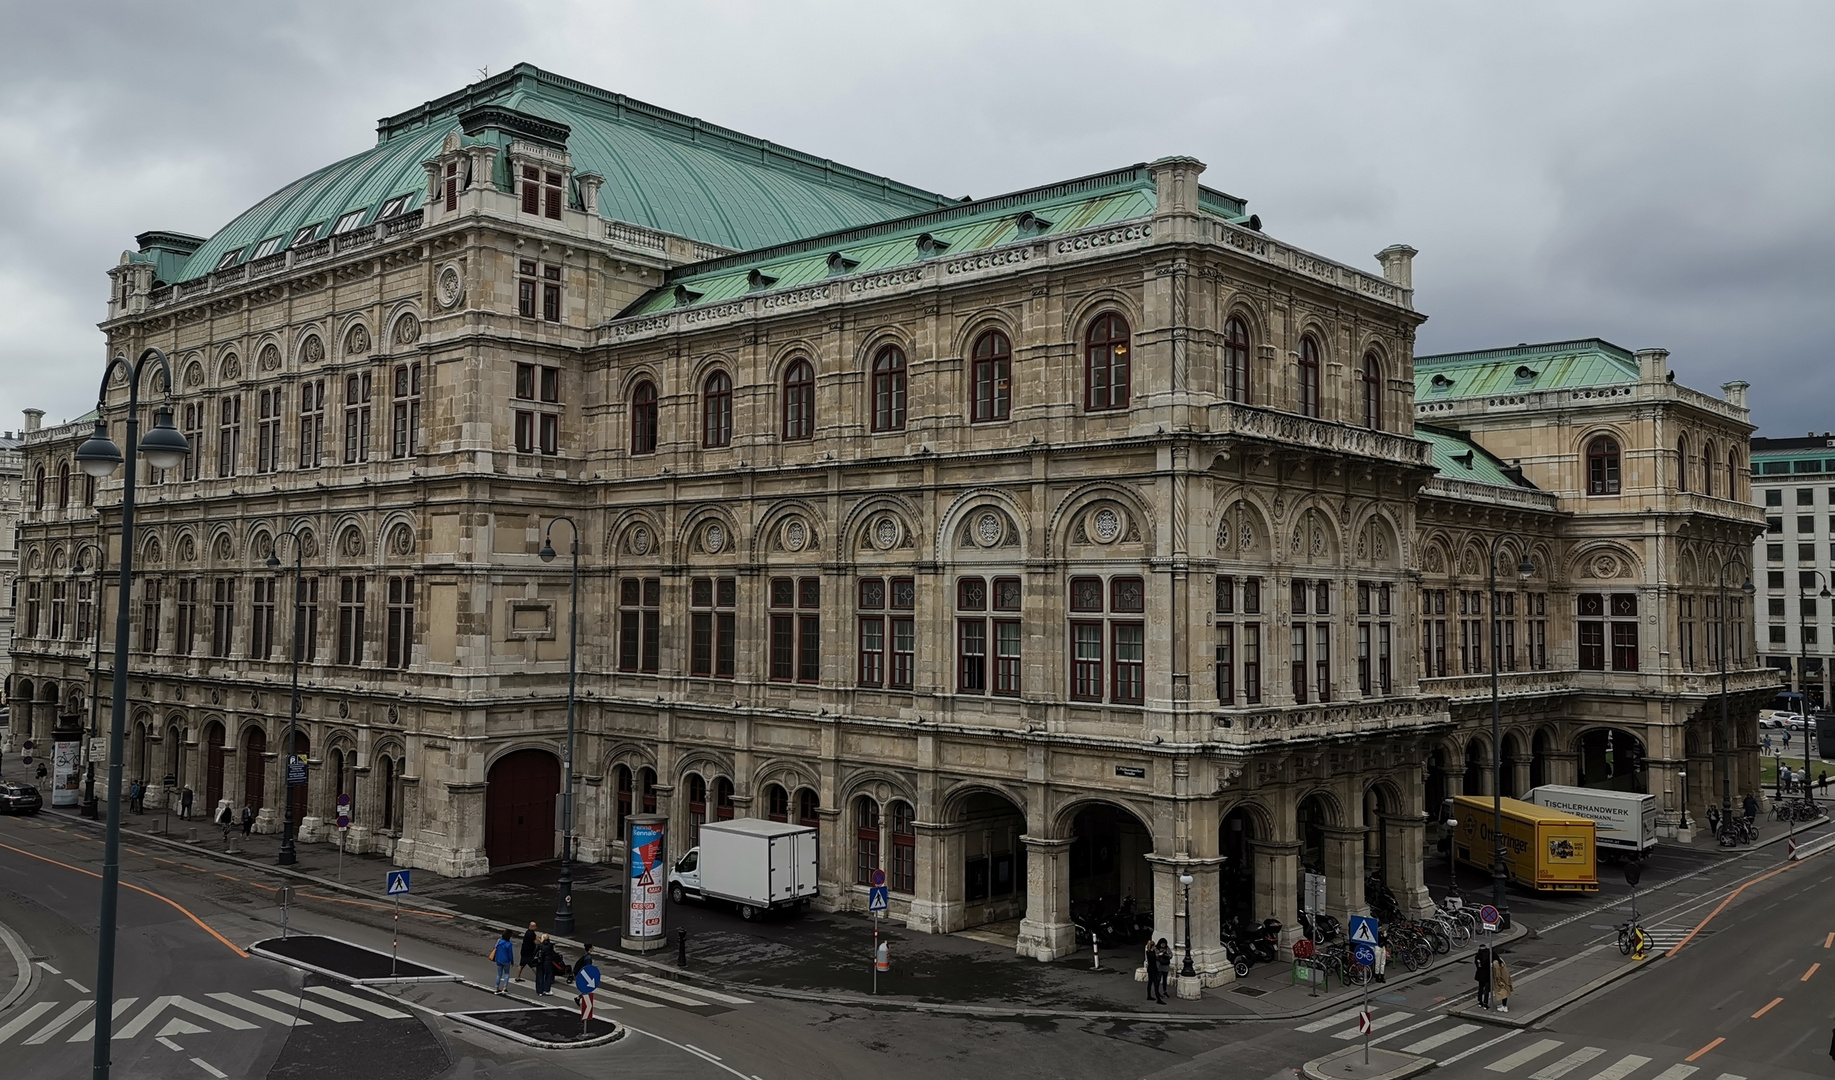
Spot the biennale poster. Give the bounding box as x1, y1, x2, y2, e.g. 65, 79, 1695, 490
628, 820, 666, 939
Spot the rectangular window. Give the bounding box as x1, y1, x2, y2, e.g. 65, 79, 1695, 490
180, 403, 205, 481
1290, 624, 1308, 704
1217, 575, 1235, 615
1113, 622, 1144, 703
251, 576, 274, 660
518, 260, 537, 317
515, 411, 535, 454
1217, 623, 1234, 702
336, 575, 366, 665
1422, 588, 1447, 678
539, 413, 558, 455
994, 620, 1021, 695
1071, 622, 1104, 700
1070, 576, 1144, 704
770, 577, 821, 683
1770, 544, 1785, 562
332, 209, 366, 234
1799, 487, 1816, 506
217, 394, 242, 477
1357, 621, 1371, 696
521, 166, 541, 214
1801, 516, 1817, 533
540, 366, 560, 403
958, 619, 987, 693
211, 576, 235, 658
293, 576, 319, 662
689, 577, 736, 678
343, 372, 371, 463
298, 378, 325, 468
75, 580, 93, 645
256, 387, 283, 473
1802, 544, 1818, 562
48, 581, 64, 639
1243, 623, 1262, 704
386, 575, 415, 670
545, 172, 563, 220
293, 222, 322, 247
1314, 622, 1331, 702
1378, 623, 1392, 694
175, 577, 198, 654
1611, 621, 1639, 671
1767, 517, 1783, 535
543, 265, 562, 321
391, 362, 421, 458
138, 579, 160, 652
618, 577, 661, 673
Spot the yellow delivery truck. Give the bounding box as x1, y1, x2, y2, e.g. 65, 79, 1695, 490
1450, 795, 1598, 893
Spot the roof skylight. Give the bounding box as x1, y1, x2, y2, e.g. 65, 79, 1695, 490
292, 223, 322, 246
252, 236, 284, 260
214, 249, 243, 271
332, 209, 368, 235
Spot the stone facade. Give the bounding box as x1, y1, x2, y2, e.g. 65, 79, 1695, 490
10, 68, 1771, 985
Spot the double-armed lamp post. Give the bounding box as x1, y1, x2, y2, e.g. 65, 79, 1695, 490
71, 542, 105, 820
73, 347, 191, 1080
266, 531, 309, 865
1486, 535, 1537, 931
539, 516, 581, 936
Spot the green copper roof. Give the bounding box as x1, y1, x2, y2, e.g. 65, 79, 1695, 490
1414, 338, 1638, 401
1416, 423, 1534, 489
623, 165, 1165, 317
167, 63, 958, 283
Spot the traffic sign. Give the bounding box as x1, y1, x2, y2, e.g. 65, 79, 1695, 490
574, 963, 601, 997
1348, 914, 1379, 946
1353, 942, 1376, 967
286, 756, 307, 786
1358, 1010, 1373, 1035
579, 992, 594, 1022
1479, 904, 1500, 928
386, 869, 412, 895
336, 793, 352, 809
868, 886, 889, 912
336, 814, 351, 830
869, 868, 887, 889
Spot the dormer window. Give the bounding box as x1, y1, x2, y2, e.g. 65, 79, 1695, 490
378, 194, 412, 220
1014, 211, 1053, 235
292, 223, 323, 247
252, 236, 284, 260
1514, 365, 1538, 381
1430, 373, 1455, 390
827, 252, 859, 276
332, 209, 367, 235
522, 167, 563, 219
215, 249, 243, 271
916, 232, 950, 255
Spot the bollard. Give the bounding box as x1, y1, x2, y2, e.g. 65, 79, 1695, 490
1092, 938, 1100, 970
676, 927, 688, 967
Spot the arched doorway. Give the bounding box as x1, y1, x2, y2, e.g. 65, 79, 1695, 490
242, 727, 267, 811
486, 748, 560, 867
1530, 729, 1553, 789
1577, 728, 1648, 792
380, 753, 399, 833
1219, 804, 1262, 928
1463, 739, 1488, 796
287, 730, 310, 828
685, 774, 708, 846
1425, 746, 1450, 819
1500, 733, 1525, 798
203, 722, 226, 809
131, 718, 150, 787
763, 782, 789, 822
1067, 803, 1154, 942
164, 722, 184, 792
949, 790, 1026, 929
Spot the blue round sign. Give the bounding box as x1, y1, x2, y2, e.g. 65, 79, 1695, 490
574, 963, 600, 997
1353, 942, 1376, 967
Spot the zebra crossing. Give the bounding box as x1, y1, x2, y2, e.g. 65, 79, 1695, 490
0, 985, 412, 1047
580, 969, 753, 1014
1294, 1009, 1746, 1080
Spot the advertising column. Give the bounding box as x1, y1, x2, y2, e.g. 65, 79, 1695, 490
52, 737, 81, 807
622, 814, 668, 953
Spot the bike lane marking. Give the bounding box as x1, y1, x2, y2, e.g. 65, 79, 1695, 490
0, 839, 246, 958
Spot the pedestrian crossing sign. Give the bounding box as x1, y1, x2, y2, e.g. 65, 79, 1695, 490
868, 886, 889, 912
386, 869, 411, 895
1348, 914, 1378, 946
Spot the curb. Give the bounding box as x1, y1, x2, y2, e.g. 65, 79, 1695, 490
1447, 943, 1647, 1028
247, 936, 463, 986
446, 1007, 626, 1050
0, 917, 35, 1014
1302, 1046, 1436, 1080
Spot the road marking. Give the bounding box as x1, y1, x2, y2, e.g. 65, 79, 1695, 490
685, 1043, 722, 1060
25, 1001, 94, 1044
157, 1018, 209, 1039
36, 961, 60, 974
1802, 962, 1820, 981
1824, 932, 1833, 948
1751, 997, 1783, 1018
215, 874, 238, 882
152, 857, 176, 864
1585, 1054, 1652, 1080
117, 996, 259, 1039
0, 1001, 56, 1045
303, 985, 411, 1019
605, 978, 717, 1008
206, 992, 309, 1026
1402, 1022, 1480, 1054
1531, 1047, 1607, 1080
252, 988, 359, 1022
625, 970, 752, 1004
0, 840, 247, 957
1439, 1030, 1520, 1067
1711, 1073, 1746, 1080
1487, 1038, 1566, 1072
181, 864, 210, 873
191, 1058, 227, 1079
1335, 1011, 1414, 1039
65, 978, 88, 993
594, 988, 666, 1008
156, 1036, 184, 1051
1297, 1006, 1366, 1033
1648, 1066, 1697, 1080
1672, 858, 1815, 957
1367, 1016, 1444, 1047
1686, 1039, 1724, 1062
65, 997, 139, 1042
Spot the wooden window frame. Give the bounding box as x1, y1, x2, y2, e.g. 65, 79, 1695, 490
1586, 436, 1621, 495
970, 329, 1012, 422
1224, 315, 1251, 404
630, 380, 658, 455
1298, 335, 1322, 418
782, 359, 815, 441
702, 370, 733, 448
1083, 313, 1131, 411
872, 345, 907, 432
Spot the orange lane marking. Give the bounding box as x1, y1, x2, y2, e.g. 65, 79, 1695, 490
0, 839, 246, 957
298, 891, 453, 920
1824, 932, 1833, 948
248, 882, 277, 892
215, 873, 239, 882
126, 848, 147, 856
1686, 1037, 1725, 1062
151, 857, 176, 865
1803, 963, 1820, 982
1752, 996, 1784, 1018
50, 827, 66, 833
1670, 852, 1823, 956
180, 864, 210, 873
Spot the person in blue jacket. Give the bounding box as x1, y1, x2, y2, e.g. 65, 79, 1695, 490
491, 930, 516, 994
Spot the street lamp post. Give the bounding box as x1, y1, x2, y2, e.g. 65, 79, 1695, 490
1716, 557, 1755, 832
1178, 872, 1196, 979
73, 346, 190, 1080
1798, 571, 1828, 809
540, 516, 581, 937
72, 543, 105, 820
267, 532, 308, 865
1487, 535, 1537, 932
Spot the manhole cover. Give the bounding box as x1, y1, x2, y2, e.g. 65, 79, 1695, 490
1418, 976, 1441, 986
1231, 986, 1269, 997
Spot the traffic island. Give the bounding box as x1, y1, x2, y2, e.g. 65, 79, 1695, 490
252, 934, 461, 984
448, 1006, 625, 1049
1302, 1046, 1436, 1080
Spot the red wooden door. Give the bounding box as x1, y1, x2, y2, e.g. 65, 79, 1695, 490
205, 725, 226, 809
486, 749, 560, 867
243, 728, 267, 810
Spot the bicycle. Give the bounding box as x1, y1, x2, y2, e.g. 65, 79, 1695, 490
1615, 921, 1648, 956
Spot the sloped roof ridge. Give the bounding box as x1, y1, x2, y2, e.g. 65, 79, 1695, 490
1415, 337, 1636, 366
377, 62, 956, 209
667, 163, 1155, 282
1415, 421, 1539, 490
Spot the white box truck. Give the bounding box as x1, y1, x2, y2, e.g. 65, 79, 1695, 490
1527, 785, 1658, 858
667, 818, 819, 920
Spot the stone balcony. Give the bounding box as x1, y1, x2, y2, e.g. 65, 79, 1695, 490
1425, 665, 1781, 706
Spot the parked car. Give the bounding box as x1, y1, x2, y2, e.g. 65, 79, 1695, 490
0, 782, 43, 815
1762, 712, 1802, 729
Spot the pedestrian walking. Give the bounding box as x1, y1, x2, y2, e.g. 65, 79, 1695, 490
571, 942, 596, 979
517, 921, 539, 983
240, 803, 255, 836
217, 803, 234, 847
490, 930, 515, 994
1491, 952, 1513, 1014
1474, 945, 1494, 1009
1374, 931, 1389, 984
129, 780, 143, 814
179, 786, 194, 820
1820, 770, 1828, 795
1144, 939, 1165, 1003
1707, 805, 1721, 836
532, 934, 556, 996
1743, 793, 1759, 823
1155, 938, 1174, 1001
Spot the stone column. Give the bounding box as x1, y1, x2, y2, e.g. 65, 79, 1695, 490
1147, 856, 1231, 988
1015, 835, 1074, 961
1648, 759, 1686, 839
1250, 839, 1301, 950
1382, 816, 1433, 918
1320, 826, 1368, 923
815, 806, 846, 910
1510, 759, 1533, 798
904, 821, 959, 934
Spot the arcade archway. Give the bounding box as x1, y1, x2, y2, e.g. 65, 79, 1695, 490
486, 748, 560, 867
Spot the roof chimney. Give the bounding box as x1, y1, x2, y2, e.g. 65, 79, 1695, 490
1375, 245, 1417, 289
1722, 380, 1749, 409
1634, 348, 1669, 383
22, 409, 42, 433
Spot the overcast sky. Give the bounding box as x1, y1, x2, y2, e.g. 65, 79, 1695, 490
2, 1, 1830, 437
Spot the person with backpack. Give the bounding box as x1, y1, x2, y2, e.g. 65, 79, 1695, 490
490, 930, 515, 994
532, 934, 556, 996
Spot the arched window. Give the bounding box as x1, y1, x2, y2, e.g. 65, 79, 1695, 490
1586, 435, 1621, 495
797, 788, 819, 829
713, 776, 735, 821
854, 797, 881, 884
1223, 315, 1251, 403
872, 345, 907, 432
1676, 435, 1690, 492
970, 330, 1011, 422
382, 754, 399, 832
33, 467, 45, 510
1701, 439, 1717, 497
1361, 351, 1382, 429
83, 473, 96, 507
765, 784, 789, 822
687, 773, 708, 845
702, 371, 733, 448
782, 359, 815, 440
1727, 448, 1742, 500
56, 462, 70, 508
1298, 335, 1322, 418
630, 380, 658, 455
1084, 313, 1130, 411
614, 764, 633, 837
889, 800, 916, 893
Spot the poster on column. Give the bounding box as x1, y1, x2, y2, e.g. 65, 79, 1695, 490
1303, 870, 1326, 918
626, 817, 667, 940
52, 739, 80, 807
